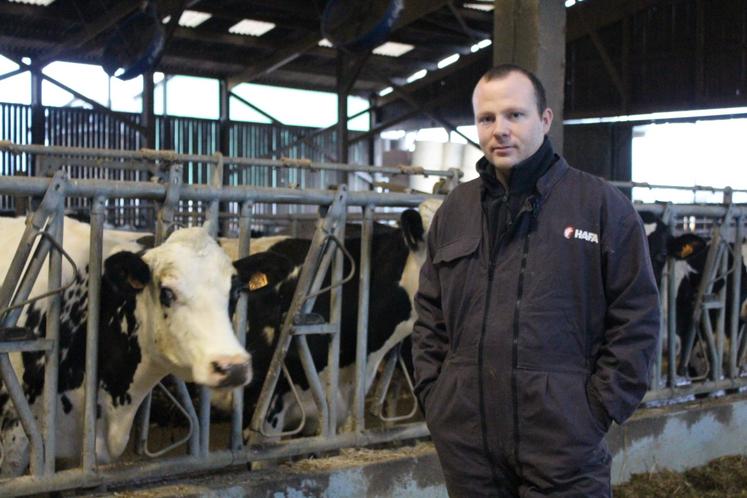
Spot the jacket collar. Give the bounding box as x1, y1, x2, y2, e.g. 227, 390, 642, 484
477, 136, 559, 198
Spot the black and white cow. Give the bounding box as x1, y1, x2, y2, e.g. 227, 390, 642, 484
0, 217, 251, 476
667, 232, 747, 376
222, 200, 440, 437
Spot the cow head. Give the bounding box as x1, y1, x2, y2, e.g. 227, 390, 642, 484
130, 226, 252, 388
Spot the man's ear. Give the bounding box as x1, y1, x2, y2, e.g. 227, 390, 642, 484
542, 108, 553, 134
103, 251, 151, 294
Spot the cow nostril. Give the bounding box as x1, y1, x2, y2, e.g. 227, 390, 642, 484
212, 361, 229, 375
216, 362, 251, 388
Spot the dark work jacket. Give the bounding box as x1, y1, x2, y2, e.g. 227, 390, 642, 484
411, 151, 660, 496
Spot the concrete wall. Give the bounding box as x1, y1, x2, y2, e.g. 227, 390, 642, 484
95, 395, 747, 496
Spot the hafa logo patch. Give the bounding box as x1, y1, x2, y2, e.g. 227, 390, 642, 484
564, 225, 599, 244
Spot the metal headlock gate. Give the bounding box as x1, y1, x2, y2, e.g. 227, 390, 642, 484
611, 185, 747, 404
0, 143, 746, 495
0, 143, 459, 496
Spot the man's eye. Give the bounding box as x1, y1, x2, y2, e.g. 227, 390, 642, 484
160, 287, 176, 307
510, 112, 523, 119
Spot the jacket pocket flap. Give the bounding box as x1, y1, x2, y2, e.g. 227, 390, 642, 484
433, 237, 480, 264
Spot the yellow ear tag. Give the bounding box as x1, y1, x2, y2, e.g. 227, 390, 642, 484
248, 272, 269, 291
680, 243, 694, 258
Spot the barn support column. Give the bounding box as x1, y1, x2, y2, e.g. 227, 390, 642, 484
141, 71, 156, 149
30, 63, 44, 177
336, 51, 350, 188
493, 0, 566, 152
218, 79, 231, 236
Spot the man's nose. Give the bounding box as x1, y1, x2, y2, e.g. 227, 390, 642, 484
492, 118, 509, 138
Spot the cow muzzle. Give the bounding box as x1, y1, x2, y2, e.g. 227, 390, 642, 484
211, 354, 252, 388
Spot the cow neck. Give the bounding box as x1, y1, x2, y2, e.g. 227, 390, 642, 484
478, 136, 557, 258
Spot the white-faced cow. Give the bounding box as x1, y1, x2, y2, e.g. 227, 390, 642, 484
223, 200, 440, 438
0, 217, 251, 476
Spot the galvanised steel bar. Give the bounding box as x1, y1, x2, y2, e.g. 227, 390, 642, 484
230, 201, 252, 451
295, 335, 330, 437
1, 423, 430, 496
326, 208, 346, 436
666, 231, 677, 388
353, 205, 374, 433
43, 205, 63, 475
611, 180, 747, 195
729, 216, 743, 377
249, 189, 348, 439
199, 388, 211, 458
82, 196, 105, 472
0, 176, 435, 208
0, 171, 67, 314
643, 376, 747, 403
0, 142, 460, 179
198, 155, 223, 456
0, 340, 53, 353
0, 353, 45, 476
715, 234, 729, 380
681, 227, 725, 373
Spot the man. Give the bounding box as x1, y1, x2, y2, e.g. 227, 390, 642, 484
411, 64, 660, 497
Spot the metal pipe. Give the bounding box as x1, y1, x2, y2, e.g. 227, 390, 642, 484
354, 205, 374, 433
612, 180, 747, 194
326, 207, 346, 436
0, 176, 437, 207
230, 201, 252, 450
1, 423, 430, 496
0, 171, 66, 314
82, 196, 105, 471
0, 353, 45, 476
42, 205, 63, 475
730, 216, 743, 378
296, 335, 330, 437
643, 376, 747, 403
0, 142, 460, 179
666, 218, 677, 387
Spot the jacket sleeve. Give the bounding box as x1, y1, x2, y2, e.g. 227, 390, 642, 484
411, 212, 449, 413
589, 208, 660, 426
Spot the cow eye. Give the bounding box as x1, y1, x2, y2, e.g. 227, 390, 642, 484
160, 286, 176, 307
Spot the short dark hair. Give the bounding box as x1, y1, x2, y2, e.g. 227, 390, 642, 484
480, 64, 547, 115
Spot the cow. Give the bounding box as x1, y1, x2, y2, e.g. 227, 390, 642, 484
667, 232, 747, 377
0, 216, 251, 476
221, 200, 440, 439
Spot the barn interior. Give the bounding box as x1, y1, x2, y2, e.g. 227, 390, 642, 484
1, 0, 747, 495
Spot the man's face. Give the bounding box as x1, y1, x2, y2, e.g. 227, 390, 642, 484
472, 71, 553, 172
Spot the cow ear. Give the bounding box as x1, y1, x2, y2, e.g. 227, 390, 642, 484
400, 209, 425, 251
233, 251, 294, 293
103, 251, 151, 294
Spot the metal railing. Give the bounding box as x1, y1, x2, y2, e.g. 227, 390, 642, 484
0, 145, 440, 496
0, 145, 745, 494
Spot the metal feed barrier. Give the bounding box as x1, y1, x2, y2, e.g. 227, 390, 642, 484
0, 144, 459, 496
0, 144, 745, 495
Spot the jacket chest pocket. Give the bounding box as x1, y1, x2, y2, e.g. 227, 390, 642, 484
433, 237, 483, 345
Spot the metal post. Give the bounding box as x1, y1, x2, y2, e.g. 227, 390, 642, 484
354, 205, 374, 432
83, 196, 105, 471
231, 201, 252, 450
326, 203, 346, 436
43, 203, 63, 475
730, 215, 743, 378
666, 215, 677, 387
141, 71, 156, 149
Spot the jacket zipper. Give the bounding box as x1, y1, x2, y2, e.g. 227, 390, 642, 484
511, 225, 532, 474
477, 207, 510, 486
